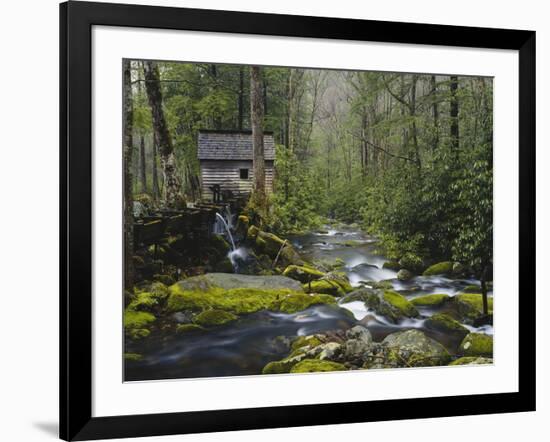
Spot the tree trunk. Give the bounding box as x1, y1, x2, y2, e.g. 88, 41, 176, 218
139, 134, 147, 193
152, 132, 160, 201
450, 75, 459, 158
143, 61, 183, 208
480, 264, 490, 316
250, 66, 266, 202
238, 67, 244, 130
123, 60, 134, 290
430, 75, 439, 153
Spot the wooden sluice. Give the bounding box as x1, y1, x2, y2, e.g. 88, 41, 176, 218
133, 203, 228, 252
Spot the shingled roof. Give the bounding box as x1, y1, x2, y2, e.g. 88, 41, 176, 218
197, 130, 275, 161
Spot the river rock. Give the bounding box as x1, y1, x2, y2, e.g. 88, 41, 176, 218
173, 273, 304, 292
423, 261, 454, 276
459, 333, 493, 357
382, 329, 451, 367
346, 325, 373, 345
317, 342, 343, 361
397, 269, 414, 281
449, 356, 493, 366
283, 265, 325, 283
425, 313, 469, 340
364, 290, 419, 322
451, 293, 493, 324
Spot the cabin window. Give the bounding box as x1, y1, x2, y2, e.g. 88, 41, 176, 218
240, 168, 249, 180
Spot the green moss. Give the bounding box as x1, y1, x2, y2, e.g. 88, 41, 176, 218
247, 225, 260, 238
193, 309, 238, 326
462, 284, 481, 293
383, 291, 419, 317
411, 294, 450, 306
124, 353, 143, 361
283, 265, 325, 283
452, 293, 493, 321
176, 323, 205, 334
382, 261, 401, 271
262, 355, 305, 374
423, 261, 454, 276
290, 359, 346, 373
305, 273, 352, 296
291, 335, 323, 352
276, 293, 336, 314
127, 328, 150, 340
460, 333, 493, 357
371, 280, 394, 290
127, 292, 159, 311
425, 313, 469, 338
449, 356, 493, 366
124, 310, 156, 329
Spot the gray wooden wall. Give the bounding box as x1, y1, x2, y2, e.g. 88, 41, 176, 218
200, 160, 274, 200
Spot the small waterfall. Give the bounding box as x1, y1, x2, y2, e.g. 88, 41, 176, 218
215, 212, 236, 251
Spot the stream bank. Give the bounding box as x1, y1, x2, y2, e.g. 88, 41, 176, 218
125, 221, 493, 381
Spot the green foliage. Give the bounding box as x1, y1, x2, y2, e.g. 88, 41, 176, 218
289, 359, 346, 373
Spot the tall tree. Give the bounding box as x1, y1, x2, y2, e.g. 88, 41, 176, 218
143, 61, 183, 208
139, 135, 147, 193
123, 60, 134, 290
450, 75, 459, 158
152, 132, 160, 201
250, 66, 266, 204
238, 66, 245, 130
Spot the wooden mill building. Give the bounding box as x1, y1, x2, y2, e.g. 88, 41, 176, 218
197, 130, 275, 201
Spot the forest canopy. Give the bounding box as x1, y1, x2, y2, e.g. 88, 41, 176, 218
125, 60, 493, 287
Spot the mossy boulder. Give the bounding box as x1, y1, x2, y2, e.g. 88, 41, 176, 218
340, 287, 376, 304
262, 353, 308, 374
451, 293, 493, 323
289, 359, 347, 373
124, 353, 143, 362
176, 323, 205, 334
383, 291, 419, 318
256, 231, 286, 257
124, 310, 155, 340
167, 274, 333, 316
382, 329, 451, 367
411, 294, 450, 307
304, 272, 352, 296
371, 280, 394, 290
291, 335, 323, 352
397, 269, 414, 281
449, 356, 493, 366
425, 313, 469, 339
459, 333, 493, 357
382, 261, 401, 271
193, 309, 238, 326
283, 265, 325, 283
398, 253, 425, 273
423, 261, 454, 276
363, 291, 418, 323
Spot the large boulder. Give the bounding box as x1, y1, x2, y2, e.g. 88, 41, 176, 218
451, 293, 493, 324
410, 294, 450, 307
397, 269, 414, 281
305, 272, 353, 296
382, 329, 451, 367
425, 313, 469, 339
423, 261, 454, 276
173, 273, 304, 292
459, 333, 493, 357
364, 290, 419, 322
283, 265, 324, 283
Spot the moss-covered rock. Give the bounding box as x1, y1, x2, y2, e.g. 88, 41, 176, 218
382, 329, 451, 367
451, 293, 493, 323
459, 333, 493, 357
382, 290, 419, 318
371, 280, 394, 290
256, 231, 286, 257
449, 356, 493, 366
382, 261, 401, 271
124, 310, 155, 340
423, 261, 454, 276
398, 253, 425, 273
397, 269, 414, 281
176, 323, 205, 334
291, 335, 323, 352
461, 284, 481, 293
289, 359, 347, 373
411, 294, 450, 307
247, 225, 260, 239
124, 353, 143, 361
283, 265, 325, 283
262, 354, 307, 374
193, 309, 238, 326
304, 272, 353, 296
425, 313, 469, 339
167, 277, 333, 317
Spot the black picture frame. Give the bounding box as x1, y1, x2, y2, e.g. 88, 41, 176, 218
60, 1, 536, 440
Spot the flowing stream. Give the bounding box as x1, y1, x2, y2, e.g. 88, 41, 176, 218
126, 223, 493, 381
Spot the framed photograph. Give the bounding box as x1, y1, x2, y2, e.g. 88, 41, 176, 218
60, 1, 536, 440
